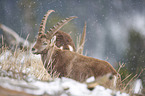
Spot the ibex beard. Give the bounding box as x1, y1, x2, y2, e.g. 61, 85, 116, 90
32, 10, 118, 88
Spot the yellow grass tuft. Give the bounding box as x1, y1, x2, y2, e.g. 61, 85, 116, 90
116, 62, 144, 94
0, 47, 51, 81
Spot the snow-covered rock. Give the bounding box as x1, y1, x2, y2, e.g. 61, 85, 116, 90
132, 79, 143, 94
0, 76, 129, 96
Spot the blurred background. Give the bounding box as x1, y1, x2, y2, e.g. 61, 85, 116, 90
0, 0, 145, 87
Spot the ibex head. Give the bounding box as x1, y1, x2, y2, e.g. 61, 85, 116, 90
32, 33, 49, 54
32, 10, 77, 54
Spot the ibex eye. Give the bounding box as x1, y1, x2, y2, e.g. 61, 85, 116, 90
40, 35, 46, 38
43, 42, 47, 45
39, 33, 42, 35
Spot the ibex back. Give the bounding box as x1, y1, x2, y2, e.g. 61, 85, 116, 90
32, 10, 117, 82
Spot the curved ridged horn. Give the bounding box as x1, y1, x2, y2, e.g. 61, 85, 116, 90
47, 16, 78, 36
39, 10, 55, 34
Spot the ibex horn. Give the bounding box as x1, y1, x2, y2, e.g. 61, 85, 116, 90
80, 22, 86, 47
39, 10, 55, 34
47, 16, 78, 37
78, 22, 86, 54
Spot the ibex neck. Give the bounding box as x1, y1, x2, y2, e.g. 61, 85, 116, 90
41, 46, 57, 68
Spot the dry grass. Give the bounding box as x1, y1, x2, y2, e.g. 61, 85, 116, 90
0, 46, 51, 81
116, 62, 144, 94
0, 44, 143, 95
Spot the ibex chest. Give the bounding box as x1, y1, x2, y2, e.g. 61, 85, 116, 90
41, 49, 69, 76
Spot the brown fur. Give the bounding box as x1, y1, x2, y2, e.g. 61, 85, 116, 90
41, 45, 117, 82
32, 10, 117, 82
55, 30, 76, 51
32, 30, 76, 54
32, 34, 117, 82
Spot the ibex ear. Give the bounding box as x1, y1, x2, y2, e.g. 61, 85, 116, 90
50, 36, 56, 46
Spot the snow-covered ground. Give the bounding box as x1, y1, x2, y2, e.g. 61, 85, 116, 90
0, 50, 141, 96
0, 76, 129, 96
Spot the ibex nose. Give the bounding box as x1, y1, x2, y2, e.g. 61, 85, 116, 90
32, 48, 35, 51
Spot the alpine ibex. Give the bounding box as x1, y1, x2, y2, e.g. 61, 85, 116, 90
32, 10, 117, 82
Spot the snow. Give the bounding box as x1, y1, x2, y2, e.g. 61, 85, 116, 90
92, 86, 113, 96
22, 68, 31, 74
86, 76, 95, 83
0, 51, 129, 96
0, 76, 129, 96
132, 79, 143, 94
0, 51, 12, 63
20, 56, 25, 64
